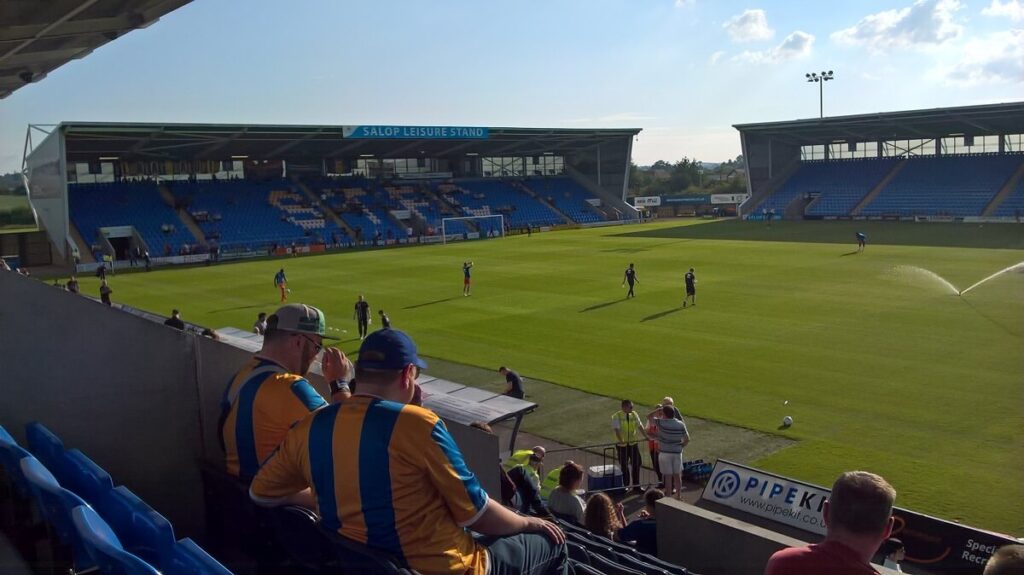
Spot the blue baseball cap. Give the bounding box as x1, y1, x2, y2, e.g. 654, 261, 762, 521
357, 329, 428, 370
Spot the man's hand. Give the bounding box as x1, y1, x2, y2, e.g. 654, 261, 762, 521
524, 516, 565, 545
322, 347, 353, 383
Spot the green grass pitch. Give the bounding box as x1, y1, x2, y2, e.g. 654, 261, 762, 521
76, 220, 1024, 534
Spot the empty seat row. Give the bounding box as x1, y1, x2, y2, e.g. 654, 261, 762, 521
0, 423, 231, 574
557, 518, 692, 575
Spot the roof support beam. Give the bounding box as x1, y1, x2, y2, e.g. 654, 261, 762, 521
0, 0, 102, 65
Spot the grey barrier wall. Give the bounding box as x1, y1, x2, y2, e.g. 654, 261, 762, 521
655, 499, 898, 575
0, 271, 502, 538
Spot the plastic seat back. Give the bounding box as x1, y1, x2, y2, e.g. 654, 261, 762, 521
265, 505, 336, 570
319, 524, 408, 575
96, 485, 177, 568
60, 448, 114, 505
589, 552, 645, 575
164, 537, 233, 575
71, 505, 161, 575
25, 422, 66, 480
20, 456, 93, 569
0, 426, 33, 496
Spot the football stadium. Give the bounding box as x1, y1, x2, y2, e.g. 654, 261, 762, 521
1, 2, 1022, 575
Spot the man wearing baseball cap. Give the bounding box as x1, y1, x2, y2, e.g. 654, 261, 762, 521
251, 328, 568, 575
219, 303, 352, 481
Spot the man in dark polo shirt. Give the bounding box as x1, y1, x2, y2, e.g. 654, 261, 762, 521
499, 366, 525, 399
764, 471, 897, 575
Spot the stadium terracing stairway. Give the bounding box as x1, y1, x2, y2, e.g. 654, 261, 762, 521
982, 159, 1024, 216
516, 181, 572, 224
851, 159, 908, 216
293, 179, 356, 236
68, 222, 95, 263
740, 159, 800, 216
158, 183, 206, 245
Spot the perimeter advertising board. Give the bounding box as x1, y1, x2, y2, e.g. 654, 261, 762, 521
632, 196, 661, 207
701, 460, 1017, 575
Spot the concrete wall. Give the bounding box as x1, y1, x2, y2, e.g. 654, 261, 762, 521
0, 271, 502, 538
656, 499, 898, 575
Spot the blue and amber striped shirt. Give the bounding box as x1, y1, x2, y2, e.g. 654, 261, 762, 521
251, 396, 490, 575
219, 357, 327, 480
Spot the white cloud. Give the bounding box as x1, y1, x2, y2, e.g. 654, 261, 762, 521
832, 0, 964, 51
940, 29, 1024, 84
982, 0, 1024, 21
674, 0, 695, 7
733, 31, 815, 63
709, 50, 726, 65
723, 9, 775, 42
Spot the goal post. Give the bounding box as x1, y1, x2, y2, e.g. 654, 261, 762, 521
441, 215, 505, 245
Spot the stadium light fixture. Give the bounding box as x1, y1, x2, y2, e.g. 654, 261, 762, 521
805, 70, 835, 118
465, 152, 479, 156
231, 155, 248, 159
98, 156, 119, 161
359, 154, 375, 158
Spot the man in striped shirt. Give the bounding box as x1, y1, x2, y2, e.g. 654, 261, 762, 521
652, 405, 689, 499
219, 304, 352, 481
250, 328, 568, 575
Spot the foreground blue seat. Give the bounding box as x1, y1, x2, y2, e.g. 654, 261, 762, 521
165, 538, 233, 575
60, 448, 115, 505
72, 504, 160, 575
25, 422, 67, 481
20, 456, 94, 570
0, 425, 33, 497
95, 485, 177, 569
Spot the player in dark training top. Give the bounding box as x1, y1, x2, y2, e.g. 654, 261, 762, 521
856, 231, 867, 253
683, 268, 697, 307
622, 263, 638, 298
462, 261, 474, 296
353, 294, 371, 339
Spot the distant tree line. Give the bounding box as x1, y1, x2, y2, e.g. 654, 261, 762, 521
629, 156, 746, 198
0, 172, 26, 195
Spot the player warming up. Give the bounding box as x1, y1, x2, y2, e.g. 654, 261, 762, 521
622, 263, 638, 298
463, 261, 474, 296
683, 268, 696, 307
353, 294, 371, 340
856, 231, 867, 253
274, 268, 288, 302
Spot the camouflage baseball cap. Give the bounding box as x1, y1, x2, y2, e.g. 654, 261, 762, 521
267, 304, 338, 340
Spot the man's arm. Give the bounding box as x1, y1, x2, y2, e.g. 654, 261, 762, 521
250, 486, 316, 510
467, 500, 564, 544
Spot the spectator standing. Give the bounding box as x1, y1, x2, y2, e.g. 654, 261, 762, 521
378, 309, 391, 329
250, 328, 568, 575
661, 397, 682, 420
650, 405, 689, 499
612, 399, 647, 492
99, 280, 112, 306
499, 366, 525, 399
617, 489, 664, 556
164, 309, 185, 330
253, 312, 268, 335
219, 304, 352, 481
646, 412, 662, 487
583, 493, 625, 541
143, 250, 151, 271
66, 276, 79, 294
764, 471, 898, 575
547, 462, 586, 525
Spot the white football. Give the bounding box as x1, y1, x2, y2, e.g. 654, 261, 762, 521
782, 416, 793, 427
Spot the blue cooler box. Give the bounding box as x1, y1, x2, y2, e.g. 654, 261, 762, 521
587, 464, 623, 492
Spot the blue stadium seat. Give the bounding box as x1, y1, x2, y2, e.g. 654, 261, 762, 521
71, 505, 161, 575
25, 421, 66, 481
20, 456, 94, 571
59, 448, 115, 506
164, 538, 233, 575
0, 425, 32, 497
94, 485, 177, 569
570, 559, 606, 575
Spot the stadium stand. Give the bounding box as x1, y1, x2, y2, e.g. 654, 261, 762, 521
166, 179, 342, 252
524, 177, 606, 224
796, 159, 900, 216
68, 181, 194, 255
992, 174, 1024, 217
441, 179, 564, 228
302, 177, 411, 242
860, 155, 1024, 217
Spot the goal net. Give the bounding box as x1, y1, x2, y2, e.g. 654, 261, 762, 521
441, 215, 505, 245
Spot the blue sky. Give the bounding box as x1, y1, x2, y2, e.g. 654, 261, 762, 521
1, 0, 1021, 173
